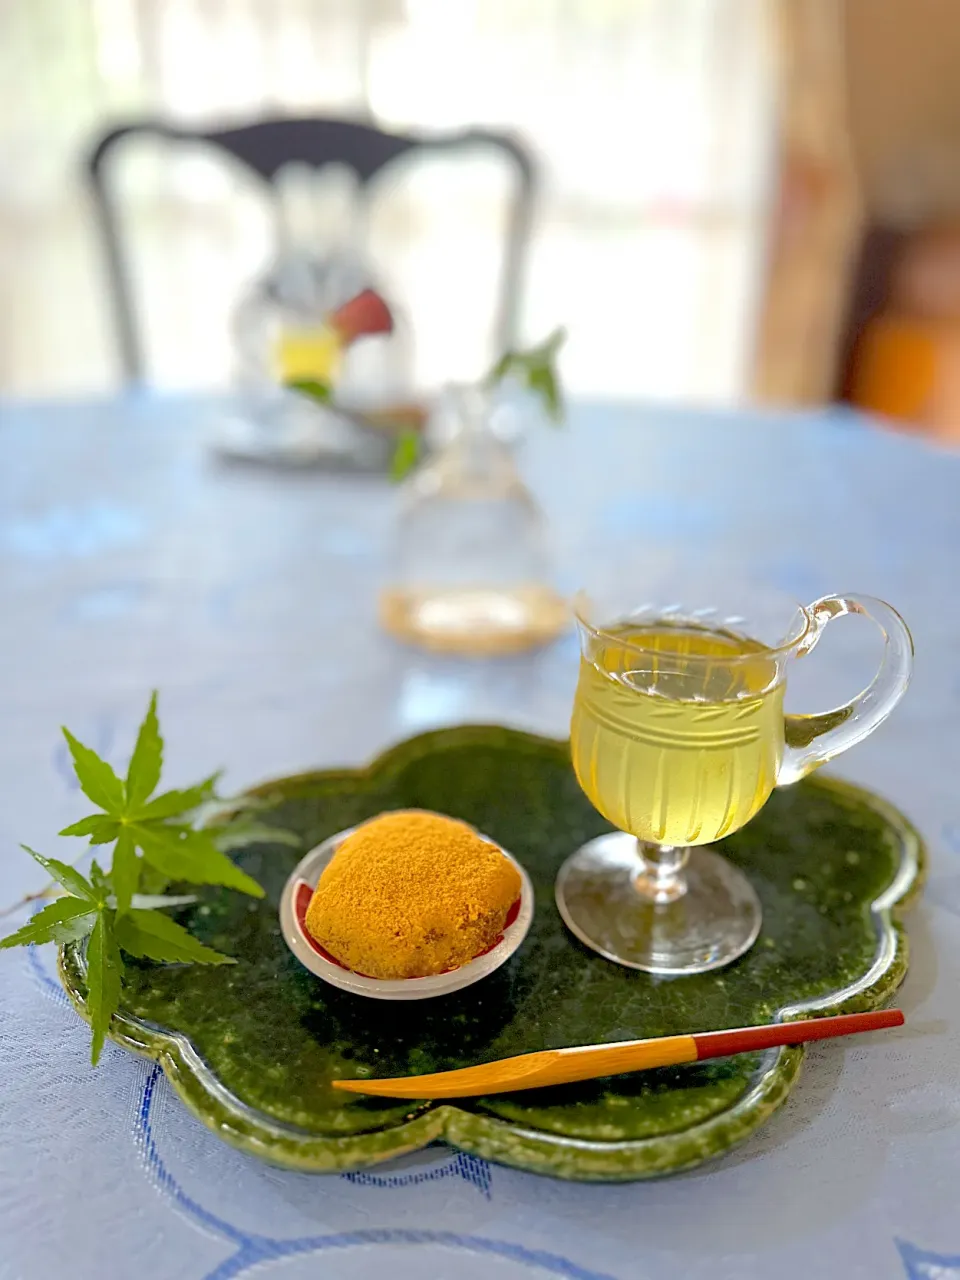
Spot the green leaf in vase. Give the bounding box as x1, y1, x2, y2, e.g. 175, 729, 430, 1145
286, 378, 333, 403
390, 429, 422, 481
491, 326, 567, 423
389, 326, 568, 480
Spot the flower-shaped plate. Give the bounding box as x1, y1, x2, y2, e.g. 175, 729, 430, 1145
58, 726, 924, 1181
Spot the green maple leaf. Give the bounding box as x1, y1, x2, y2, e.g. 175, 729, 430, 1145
86, 905, 122, 1066
0, 897, 98, 948
0, 846, 99, 948
136, 862, 172, 897
62, 728, 125, 814
5, 693, 278, 1067
89, 860, 112, 896
127, 823, 263, 898
125, 690, 162, 810
58, 814, 121, 844
111, 827, 139, 918
57, 694, 263, 911
0, 849, 121, 1065
20, 845, 96, 903
133, 774, 220, 822
115, 909, 235, 965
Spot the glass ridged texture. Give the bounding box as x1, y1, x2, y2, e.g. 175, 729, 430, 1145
571, 622, 783, 848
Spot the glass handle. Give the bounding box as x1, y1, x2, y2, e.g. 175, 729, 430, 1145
777, 594, 914, 786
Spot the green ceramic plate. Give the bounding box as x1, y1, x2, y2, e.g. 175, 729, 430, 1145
58, 726, 924, 1181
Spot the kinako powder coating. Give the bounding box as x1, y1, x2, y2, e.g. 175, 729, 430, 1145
304, 810, 521, 980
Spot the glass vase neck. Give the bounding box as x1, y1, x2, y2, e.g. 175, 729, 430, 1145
425, 383, 518, 489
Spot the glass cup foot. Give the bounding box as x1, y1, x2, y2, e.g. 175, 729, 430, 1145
555, 832, 762, 975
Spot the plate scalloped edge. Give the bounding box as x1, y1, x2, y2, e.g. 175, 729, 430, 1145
57, 727, 926, 1182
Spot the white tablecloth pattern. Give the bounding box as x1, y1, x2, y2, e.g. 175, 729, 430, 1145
0, 397, 958, 1280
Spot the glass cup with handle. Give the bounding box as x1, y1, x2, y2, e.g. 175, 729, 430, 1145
556, 589, 914, 975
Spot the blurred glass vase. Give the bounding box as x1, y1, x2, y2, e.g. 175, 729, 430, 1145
379, 385, 568, 655
235, 251, 361, 390
219, 252, 409, 468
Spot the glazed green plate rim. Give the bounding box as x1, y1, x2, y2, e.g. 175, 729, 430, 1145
57, 726, 925, 1181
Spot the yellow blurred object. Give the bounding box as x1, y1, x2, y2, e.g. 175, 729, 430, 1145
274, 325, 342, 384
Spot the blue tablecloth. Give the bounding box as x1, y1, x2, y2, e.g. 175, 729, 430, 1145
0, 397, 957, 1280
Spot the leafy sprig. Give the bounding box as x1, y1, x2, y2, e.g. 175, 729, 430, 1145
58, 694, 262, 912
285, 377, 332, 404
289, 327, 568, 482
390, 326, 567, 481
484, 325, 567, 423
0, 693, 294, 1065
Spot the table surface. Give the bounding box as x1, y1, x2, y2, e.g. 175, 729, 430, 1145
0, 396, 957, 1280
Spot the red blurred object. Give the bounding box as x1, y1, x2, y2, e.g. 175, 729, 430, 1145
329, 288, 394, 344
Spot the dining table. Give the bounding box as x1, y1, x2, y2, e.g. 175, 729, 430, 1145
0, 393, 957, 1280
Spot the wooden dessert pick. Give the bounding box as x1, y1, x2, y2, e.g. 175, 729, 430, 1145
332, 1009, 904, 1099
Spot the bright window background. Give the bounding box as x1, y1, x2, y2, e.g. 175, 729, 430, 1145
0, 0, 775, 400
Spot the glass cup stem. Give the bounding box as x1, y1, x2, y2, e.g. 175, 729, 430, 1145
634, 842, 690, 904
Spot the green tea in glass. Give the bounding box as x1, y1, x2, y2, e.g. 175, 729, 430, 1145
558, 589, 913, 975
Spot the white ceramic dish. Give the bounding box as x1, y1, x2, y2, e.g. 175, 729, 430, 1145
279, 822, 534, 1001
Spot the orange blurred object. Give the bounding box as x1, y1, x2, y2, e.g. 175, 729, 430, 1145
849, 223, 960, 439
